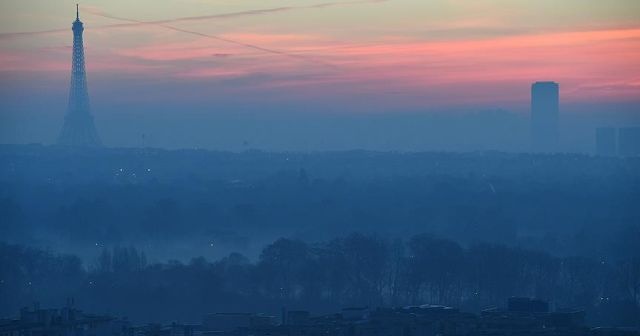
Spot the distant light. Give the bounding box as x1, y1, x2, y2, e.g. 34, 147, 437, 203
147, 168, 151, 172
210, 243, 214, 247
119, 168, 123, 172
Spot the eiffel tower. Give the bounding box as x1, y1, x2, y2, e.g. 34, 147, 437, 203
57, 5, 101, 147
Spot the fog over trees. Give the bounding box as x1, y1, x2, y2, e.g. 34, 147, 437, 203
1, 145, 638, 259
1, 145, 639, 327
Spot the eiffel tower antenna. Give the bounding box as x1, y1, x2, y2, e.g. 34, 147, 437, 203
57, 4, 102, 147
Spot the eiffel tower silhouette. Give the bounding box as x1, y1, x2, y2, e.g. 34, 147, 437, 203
58, 4, 101, 147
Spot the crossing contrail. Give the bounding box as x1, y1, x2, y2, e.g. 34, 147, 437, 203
85, 9, 338, 69
0, 0, 387, 40
92, 0, 388, 26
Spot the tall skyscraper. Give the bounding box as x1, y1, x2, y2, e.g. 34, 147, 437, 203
530, 81, 559, 152
618, 127, 640, 156
57, 5, 101, 147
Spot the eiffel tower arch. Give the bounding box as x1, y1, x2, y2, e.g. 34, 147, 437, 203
57, 4, 102, 147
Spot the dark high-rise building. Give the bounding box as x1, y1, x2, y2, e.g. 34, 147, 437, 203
530, 81, 559, 152
618, 127, 640, 156
595, 127, 617, 156
57, 5, 101, 147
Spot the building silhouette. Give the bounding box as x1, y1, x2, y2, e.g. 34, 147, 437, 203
618, 127, 640, 156
530, 81, 559, 152
57, 5, 101, 147
596, 127, 617, 156
0, 302, 129, 336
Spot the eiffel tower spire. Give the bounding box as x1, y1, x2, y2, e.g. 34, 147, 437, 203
58, 4, 102, 147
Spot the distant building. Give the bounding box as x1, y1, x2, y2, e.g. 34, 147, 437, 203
596, 127, 617, 156
507, 297, 549, 313
0, 302, 129, 336
286, 311, 310, 326
618, 127, 640, 156
340, 307, 368, 321
3, 298, 636, 336
202, 313, 276, 333
192, 298, 607, 336
136, 323, 196, 336
531, 81, 560, 152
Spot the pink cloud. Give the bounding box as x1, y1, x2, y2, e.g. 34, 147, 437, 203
264, 27, 640, 105
2, 25, 639, 107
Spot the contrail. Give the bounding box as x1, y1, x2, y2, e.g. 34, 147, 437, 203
95, 0, 387, 26
0, 28, 67, 39
0, 0, 387, 40
86, 10, 338, 68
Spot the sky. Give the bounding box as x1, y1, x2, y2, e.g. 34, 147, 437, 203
0, 0, 639, 150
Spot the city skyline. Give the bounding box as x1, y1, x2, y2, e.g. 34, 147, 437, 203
0, 1, 639, 150
1, 1, 639, 105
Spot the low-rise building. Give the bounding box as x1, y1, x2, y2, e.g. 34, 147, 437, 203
0, 303, 130, 336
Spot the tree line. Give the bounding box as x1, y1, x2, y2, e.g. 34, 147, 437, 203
1, 233, 638, 326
